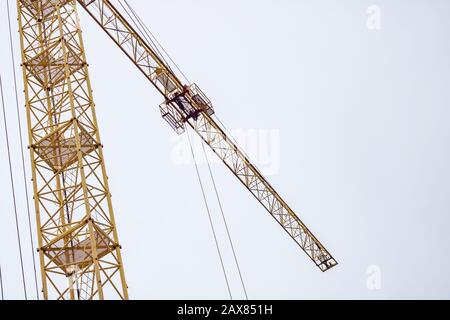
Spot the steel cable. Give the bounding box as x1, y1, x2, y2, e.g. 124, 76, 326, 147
6, 0, 40, 300
0, 264, 4, 300
186, 128, 233, 300
200, 142, 249, 300
0, 74, 28, 300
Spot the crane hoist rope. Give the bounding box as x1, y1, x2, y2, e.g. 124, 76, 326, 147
199, 140, 249, 300
0, 74, 28, 300
0, 264, 4, 300
186, 128, 233, 300
5, 0, 40, 299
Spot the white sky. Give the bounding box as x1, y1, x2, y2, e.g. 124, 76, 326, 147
1, 0, 450, 299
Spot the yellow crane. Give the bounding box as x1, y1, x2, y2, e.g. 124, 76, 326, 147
15, 0, 337, 300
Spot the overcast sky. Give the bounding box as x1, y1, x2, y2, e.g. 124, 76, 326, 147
1, 0, 450, 300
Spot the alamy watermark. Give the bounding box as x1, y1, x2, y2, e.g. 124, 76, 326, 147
367, 5, 382, 30
366, 265, 382, 290
170, 128, 280, 176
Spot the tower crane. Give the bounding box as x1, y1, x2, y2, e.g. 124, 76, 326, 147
15, 0, 337, 300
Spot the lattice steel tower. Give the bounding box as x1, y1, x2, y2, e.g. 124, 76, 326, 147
16, 0, 128, 299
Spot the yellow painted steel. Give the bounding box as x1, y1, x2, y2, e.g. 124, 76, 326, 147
17, 0, 128, 300
15, 0, 337, 300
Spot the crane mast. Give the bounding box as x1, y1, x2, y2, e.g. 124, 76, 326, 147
16, 0, 128, 299
76, 0, 337, 272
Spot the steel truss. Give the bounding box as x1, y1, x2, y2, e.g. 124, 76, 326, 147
17, 0, 128, 300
